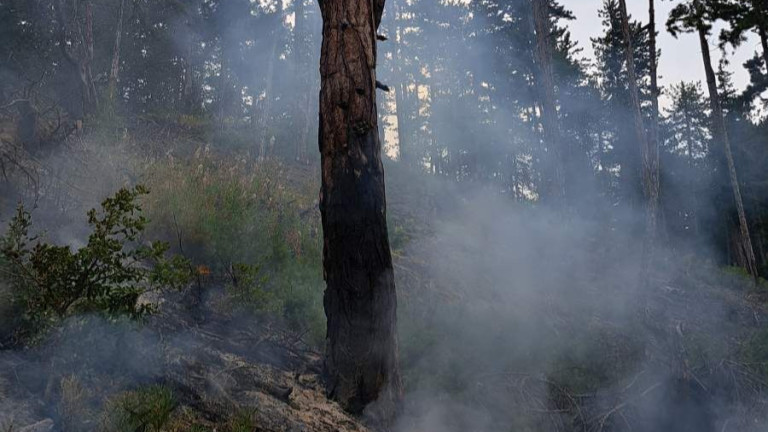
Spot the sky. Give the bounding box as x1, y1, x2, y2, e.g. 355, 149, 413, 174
567, 0, 760, 107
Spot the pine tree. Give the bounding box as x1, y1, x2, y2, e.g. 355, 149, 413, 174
317, 0, 402, 416
668, 0, 760, 281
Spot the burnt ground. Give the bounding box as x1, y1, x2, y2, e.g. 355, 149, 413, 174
0, 287, 367, 432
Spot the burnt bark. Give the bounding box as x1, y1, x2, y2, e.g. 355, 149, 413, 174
317, 0, 402, 416
618, 0, 659, 269
697, 24, 759, 281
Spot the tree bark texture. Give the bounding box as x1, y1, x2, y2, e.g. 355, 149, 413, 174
317, 0, 402, 416
697, 25, 759, 281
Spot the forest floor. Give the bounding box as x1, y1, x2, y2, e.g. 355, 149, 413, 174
0, 287, 368, 432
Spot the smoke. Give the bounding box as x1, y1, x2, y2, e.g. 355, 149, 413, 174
1, 1, 767, 431
382, 184, 766, 431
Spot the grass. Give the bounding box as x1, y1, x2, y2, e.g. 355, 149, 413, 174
102, 385, 177, 432
143, 155, 326, 346
59, 375, 94, 432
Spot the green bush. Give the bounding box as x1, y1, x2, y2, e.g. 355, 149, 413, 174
0, 186, 191, 344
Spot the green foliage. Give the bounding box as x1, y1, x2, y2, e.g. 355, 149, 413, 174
103, 385, 177, 432
226, 263, 278, 313
144, 158, 326, 346
0, 186, 191, 343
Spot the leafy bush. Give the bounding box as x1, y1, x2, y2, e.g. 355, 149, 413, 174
0, 186, 191, 344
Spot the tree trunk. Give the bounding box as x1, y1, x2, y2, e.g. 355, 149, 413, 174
759, 25, 768, 73
318, 0, 401, 417
757, 0, 768, 69
83, 0, 98, 111
259, 36, 278, 159
108, 0, 126, 102
647, 0, 660, 203
387, 0, 410, 164
294, 0, 311, 163
618, 0, 659, 270
698, 26, 760, 281
531, 0, 565, 203
54, 0, 98, 116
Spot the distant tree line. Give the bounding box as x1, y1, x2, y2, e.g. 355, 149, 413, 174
1, 0, 768, 276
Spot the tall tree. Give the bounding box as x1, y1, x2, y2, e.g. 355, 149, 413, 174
108, 0, 126, 102
647, 0, 661, 224
717, 0, 768, 71
593, 0, 653, 210
53, 0, 98, 116
293, 0, 312, 163
317, 0, 402, 416
531, 0, 565, 203
618, 0, 660, 267
668, 0, 760, 281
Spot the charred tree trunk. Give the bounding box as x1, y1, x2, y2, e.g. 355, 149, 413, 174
618, 0, 659, 271
531, 0, 565, 203
318, 0, 401, 416
697, 25, 759, 281
108, 0, 126, 102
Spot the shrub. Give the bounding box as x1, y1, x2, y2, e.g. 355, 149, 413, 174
0, 186, 191, 344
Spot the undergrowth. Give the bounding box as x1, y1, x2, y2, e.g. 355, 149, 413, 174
0, 186, 191, 345
102, 385, 176, 432
143, 156, 325, 345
